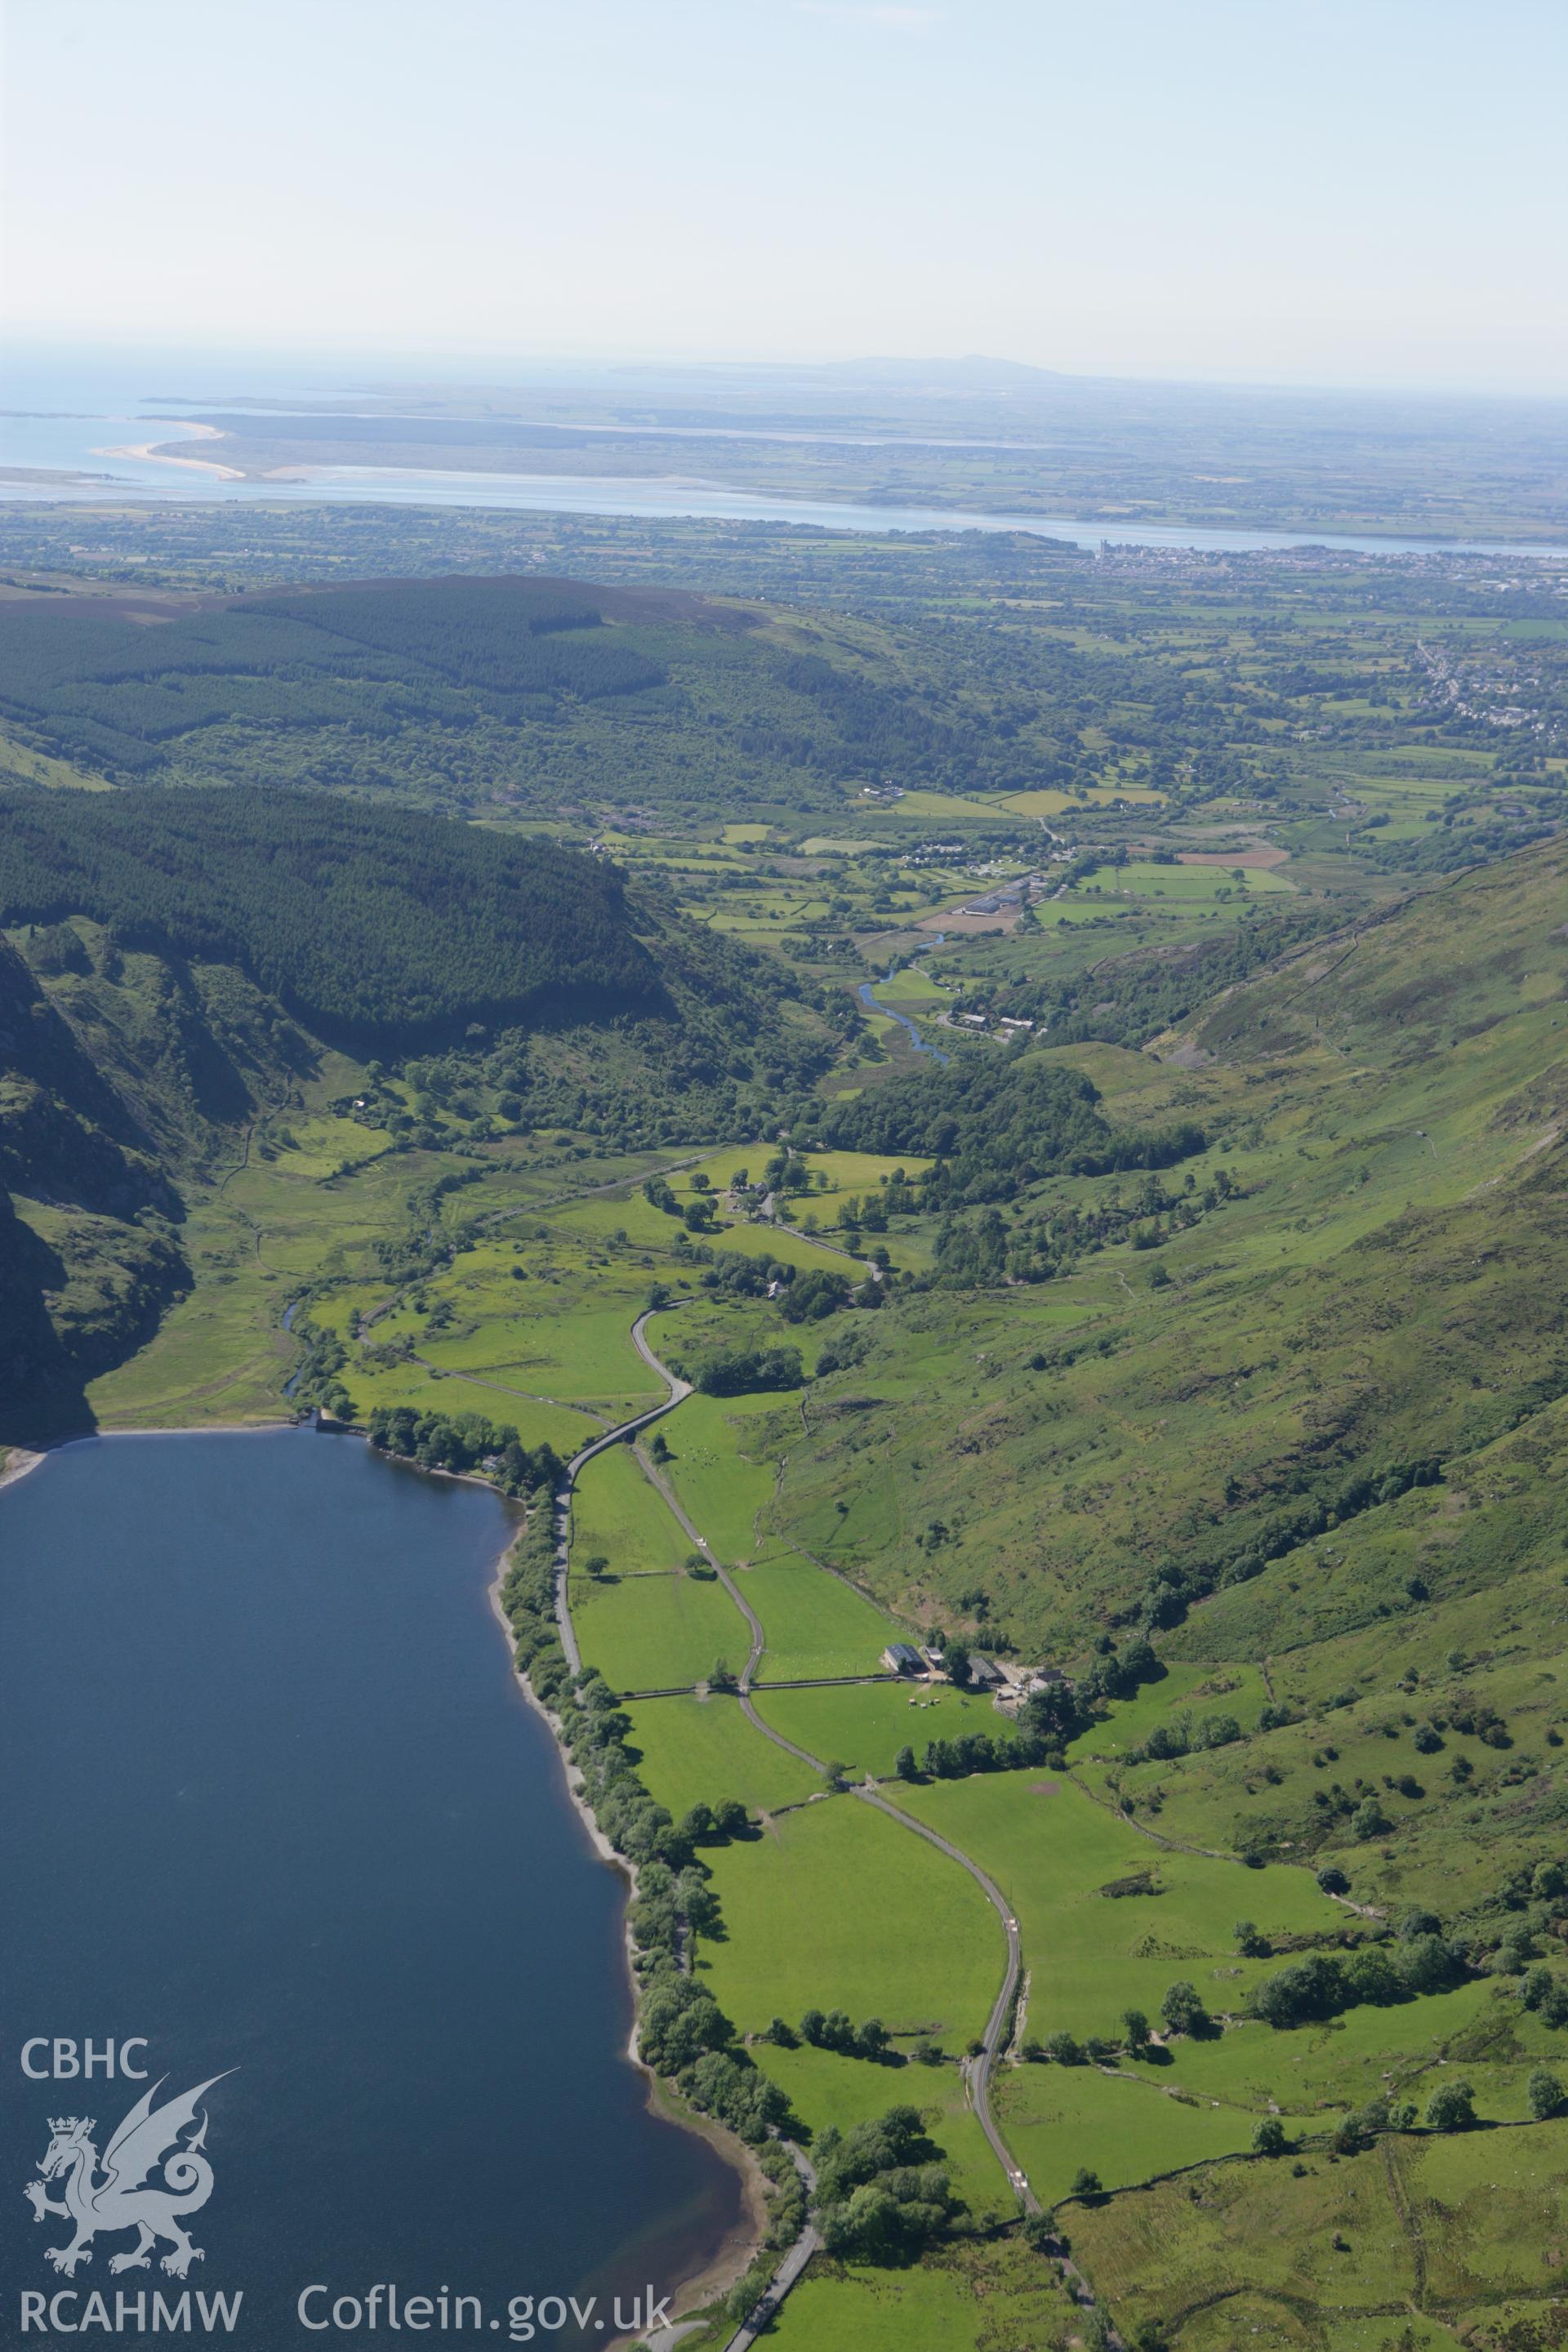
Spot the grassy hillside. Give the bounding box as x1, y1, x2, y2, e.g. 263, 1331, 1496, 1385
771, 838, 1568, 1647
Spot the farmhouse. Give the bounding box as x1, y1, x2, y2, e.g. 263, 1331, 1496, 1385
990, 1659, 1073, 1711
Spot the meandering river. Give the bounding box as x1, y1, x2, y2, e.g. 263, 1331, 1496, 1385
0, 1429, 741, 2341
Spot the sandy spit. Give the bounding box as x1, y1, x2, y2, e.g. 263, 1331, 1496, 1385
96, 420, 247, 480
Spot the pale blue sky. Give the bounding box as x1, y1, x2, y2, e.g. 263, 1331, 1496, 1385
3, 0, 1565, 391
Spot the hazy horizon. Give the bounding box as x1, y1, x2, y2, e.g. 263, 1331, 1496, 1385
4, 0, 1566, 399
7, 337, 1566, 417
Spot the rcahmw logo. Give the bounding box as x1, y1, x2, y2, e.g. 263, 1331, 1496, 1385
20, 2042, 241, 2335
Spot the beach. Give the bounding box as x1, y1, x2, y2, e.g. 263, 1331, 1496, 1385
96, 418, 247, 480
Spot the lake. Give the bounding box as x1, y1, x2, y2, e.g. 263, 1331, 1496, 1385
0, 1430, 741, 2342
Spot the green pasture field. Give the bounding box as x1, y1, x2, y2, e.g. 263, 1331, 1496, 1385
87, 1126, 434, 1426
1156, 1976, 1566, 2123
751, 2041, 1011, 2224
658, 1391, 780, 1560
571, 1566, 745, 1693
698, 1792, 1003, 2045
1067, 1660, 1271, 1773
708, 1220, 856, 1276
86, 1232, 294, 1426
874, 966, 948, 1007
649, 1147, 903, 1218
1021, 897, 1137, 930
301, 1285, 378, 1341
762, 2243, 1073, 2352
1070, 2114, 1568, 2346
311, 1274, 621, 1434
751, 1679, 1022, 1779
793, 1147, 935, 1192
546, 1187, 688, 1250
571, 1441, 692, 1574
739, 1555, 903, 1681
621, 1694, 822, 1819
893, 1773, 1343, 2041
670, 1146, 776, 1196
383, 1373, 596, 1453
850, 790, 996, 821
701, 908, 822, 941
996, 2058, 1258, 2207
271, 1114, 394, 1179
1109, 861, 1294, 899
1000, 786, 1165, 813
418, 1292, 658, 1408
862, 1218, 935, 1275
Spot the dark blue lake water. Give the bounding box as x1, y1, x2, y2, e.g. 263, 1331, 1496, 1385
0, 1430, 739, 2342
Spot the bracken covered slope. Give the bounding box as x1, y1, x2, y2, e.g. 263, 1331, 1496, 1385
771, 836, 1568, 1650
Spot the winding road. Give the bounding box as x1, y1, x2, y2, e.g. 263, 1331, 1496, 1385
550, 1307, 694, 1674
543, 1298, 1048, 2338
855, 1785, 1034, 2209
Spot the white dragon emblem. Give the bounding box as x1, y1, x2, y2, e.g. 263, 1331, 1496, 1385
24, 2074, 231, 2278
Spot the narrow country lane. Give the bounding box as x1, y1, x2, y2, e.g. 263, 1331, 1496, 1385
855, 1786, 1035, 2211
550, 1306, 693, 1674
710, 2145, 821, 2352
632, 1437, 767, 1687
542, 1298, 1054, 2344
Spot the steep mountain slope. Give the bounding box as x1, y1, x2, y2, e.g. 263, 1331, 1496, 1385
0, 924, 288, 1437
0, 788, 833, 1437
0, 786, 670, 1048
751, 844, 1568, 2335
772, 837, 1568, 1650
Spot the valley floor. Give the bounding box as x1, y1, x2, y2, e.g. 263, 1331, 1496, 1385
63, 978, 1568, 2348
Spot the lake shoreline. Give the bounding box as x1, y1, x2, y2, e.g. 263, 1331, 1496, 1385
0, 1446, 46, 1490
1, 1419, 298, 1477
484, 1516, 768, 2334
3, 1424, 749, 2341
0, 1421, 760, 2329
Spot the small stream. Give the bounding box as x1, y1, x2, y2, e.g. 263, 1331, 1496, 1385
857, 938, 951, 1065
281, 1297, 305, 1396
